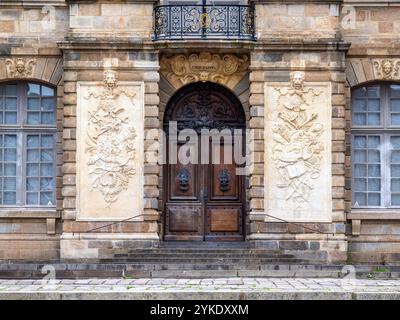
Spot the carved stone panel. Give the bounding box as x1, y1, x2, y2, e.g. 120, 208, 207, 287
264, 73, 332, 222
372, 59, 400, 80
160, 52, 249, 90
76, 76, 144, 220
6, 58, 36, 78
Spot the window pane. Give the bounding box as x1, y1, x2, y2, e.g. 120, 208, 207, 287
27, 112, 40, 124
390, 85, 400, 98
354, 136, 367, 148
353, 87, 367, 98
354, 193, 367, 206
367, 85, 380, 98
391, 178, 400, 192
5, 98, 17, 110
27, 135, 39, 148
368, 164, 381, 177
5, 85, 17, 96
353, 99, 366, 112
40, 192, 54, 206
42, 87, 54, 97
25, 134, 55, 206
25, 84, 56, 126
367, 113, 380, 125
368, 150, 380, 162
27, 163, 39, 176
26, 178, 39, 191
391, 114, 400, 125
368, 178, 380, 191
5, 112, 17, 124
28, 98, 40, 110
354, 178, 367, 191
354, 150, 367, 162
391, 99, 400, 112
27, 84, 40, 97
368, 193, 380, 206
353, 113, 366, 125
26, 192, 38, 205
392, 194, 400, 206
3, 192, 16, 205
27, 149, 39, 161
354, 164, 367, 177
367, 99, 380, 111
352, 133, 382, 208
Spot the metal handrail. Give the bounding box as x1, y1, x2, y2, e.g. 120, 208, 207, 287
153, 4, 256, 41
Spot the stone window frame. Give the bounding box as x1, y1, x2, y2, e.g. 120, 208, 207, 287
0, 81, 57, 209
351, 82, 400, 209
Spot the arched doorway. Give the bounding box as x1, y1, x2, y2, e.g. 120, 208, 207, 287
163, 82, 246, 241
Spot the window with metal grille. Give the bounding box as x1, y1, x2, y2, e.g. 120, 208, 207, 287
351, 82, 400, 208
0, 82, 56, 207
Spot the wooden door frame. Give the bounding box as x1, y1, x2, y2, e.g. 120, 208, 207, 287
162, 81, 247, 241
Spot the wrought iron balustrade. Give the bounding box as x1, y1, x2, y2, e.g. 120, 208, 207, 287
153, 4, 256, 41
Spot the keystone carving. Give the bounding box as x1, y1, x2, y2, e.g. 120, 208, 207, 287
6, 58, 36, 78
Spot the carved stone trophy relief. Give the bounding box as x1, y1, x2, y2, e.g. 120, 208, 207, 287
83, 70, 138, 207
271, 71, 324, 209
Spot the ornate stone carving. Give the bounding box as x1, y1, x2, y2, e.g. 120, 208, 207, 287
271, 71, 324, 208
373, 59, 400, 80
6, 58, 36, 78
83, 70, 137, 206
160, 52, 249, 89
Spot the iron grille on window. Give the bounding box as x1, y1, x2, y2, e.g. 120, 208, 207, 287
153, 4, 256, 41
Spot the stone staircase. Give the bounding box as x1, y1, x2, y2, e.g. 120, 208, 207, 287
1, 242, 400, 279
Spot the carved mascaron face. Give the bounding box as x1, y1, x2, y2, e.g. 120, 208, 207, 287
104, 70, 118, 88
16, 60, 25, 74
382, 61, 393, 76
291, 72, 305, 90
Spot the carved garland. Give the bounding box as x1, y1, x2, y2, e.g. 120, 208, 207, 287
84, 70, 137, 206
271, 71, 324, 208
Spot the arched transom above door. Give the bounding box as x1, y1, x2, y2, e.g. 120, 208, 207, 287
160, 52, 249, 90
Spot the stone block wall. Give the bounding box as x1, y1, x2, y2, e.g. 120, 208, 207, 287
256, 3, 341, 41
247, 46, 348, 263
59, 46, 160, 261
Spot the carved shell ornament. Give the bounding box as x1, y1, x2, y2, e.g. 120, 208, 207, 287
373, 59, 400, 80
6, 58, 36, 78
84, 70, 137, 206
272, 71, 324, 208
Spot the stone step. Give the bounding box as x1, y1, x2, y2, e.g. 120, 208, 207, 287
115, 253, 296, 259
0, 263, 399, 279
104, 258, 304, 264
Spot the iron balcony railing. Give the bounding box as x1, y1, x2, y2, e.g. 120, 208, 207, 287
153, 4, 256, 41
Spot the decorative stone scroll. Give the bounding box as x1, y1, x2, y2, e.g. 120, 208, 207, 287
264, 72, 332, 222
76, 70, 144, 220
373, 59, 400, 80
6, 58, 36, 78
160, 52, 249, 90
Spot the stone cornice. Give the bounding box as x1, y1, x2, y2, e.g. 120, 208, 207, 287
58, 39, 351, 52
252, 0, 343, 4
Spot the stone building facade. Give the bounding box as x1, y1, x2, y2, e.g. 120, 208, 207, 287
0, 0, 399, 264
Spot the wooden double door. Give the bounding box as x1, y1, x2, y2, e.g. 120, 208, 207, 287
163, 82, 246, 241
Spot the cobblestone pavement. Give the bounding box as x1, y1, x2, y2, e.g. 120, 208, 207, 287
0, 278, 400, 299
